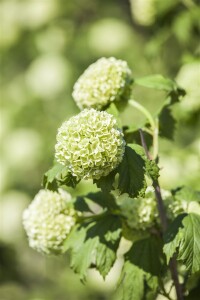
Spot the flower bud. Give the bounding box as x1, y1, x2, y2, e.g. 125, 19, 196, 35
55, 109, 125, 180
72, 57, 133, 110
23, 189, 77, 255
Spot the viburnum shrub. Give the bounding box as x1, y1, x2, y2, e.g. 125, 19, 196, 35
23, 57, 200, 300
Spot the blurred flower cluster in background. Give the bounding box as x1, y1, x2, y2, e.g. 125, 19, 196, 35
0, 0, 199, 299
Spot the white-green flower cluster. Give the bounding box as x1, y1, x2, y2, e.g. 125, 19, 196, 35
72, 57, 133, 110
23, 189, 77, 255
55, 109, 125, 180
165, 194, 200, 219
117, 187, 158, 231
130, 0, 156, 26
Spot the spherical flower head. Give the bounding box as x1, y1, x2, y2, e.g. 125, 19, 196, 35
72, 57, 133, 110
23, 189, 77, 255
118, 187, 158, 231
55, 109, 125, 180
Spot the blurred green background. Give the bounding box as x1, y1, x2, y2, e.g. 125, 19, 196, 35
0, 0, 199, 299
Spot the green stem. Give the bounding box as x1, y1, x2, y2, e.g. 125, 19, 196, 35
153, 118, 159, 160
129, 99, 158, 159
129, 99, 155, 130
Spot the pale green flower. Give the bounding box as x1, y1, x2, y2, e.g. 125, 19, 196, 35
130, 0, 156, 26
118, 187, 158, 231
165, 193, 200, 219
23, 189, 77, 255
55, 109, 125, 180
72, 57, 133, 110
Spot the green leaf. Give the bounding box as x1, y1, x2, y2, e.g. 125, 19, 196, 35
95, 145, 152, 198
74, 196, 93, 213
178, 214, 200, 274
159, 105, 176, 140
156, 88, 185, 140
116, 263, 144, 300
163, 214, 187, 263
75, 191, 118, 213
135, 75, 178, 92
63, 216, 121, 280
125, 237, 163, 276
164, 213, 200, 274
117, 146, 146, 197
172, 186, 200, 203
128, 144, 160, 182
165, 89, 186, 106
124, 126, 153, 149
145, 275, 159, 300
106, 103, 122, 127
42, 163, 80, 190
94, 169, 117, 193
42, 163, 65, 190
58, 167, 80, 188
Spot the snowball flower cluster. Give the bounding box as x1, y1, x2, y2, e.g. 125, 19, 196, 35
55, 109, 125, 180
23, 189, 77, 255
165, 194, 200, 219
118, 187, 158, 231
72, 57, 133, 110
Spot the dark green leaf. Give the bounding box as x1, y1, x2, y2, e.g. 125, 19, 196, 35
63, 216, 121, 280
75, 191, 118, 212
125, 237, 163, 276
165, 89, 186, 106
74, 196, 93, 213
116, 263, 144, 300
135, 75, 178, 92
123, 126, 153, 149
159, 105, 176, 140
128, 144, 146, 157
129, 144, 160, 181
164, 213, 200, 274
93, 169, 117, 193
58, 168, 80, 188
117, 146, 146, 197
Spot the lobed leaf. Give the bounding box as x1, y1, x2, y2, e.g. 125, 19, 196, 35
164, 213, 200, 274
117, 146, 146, 197
172, 186, 200, 203
63, 215, 122, 280
42, 163, 79, 190
159, 105, 176, 140
94, 145, 160, 197
116, 262, 144, 300
178, 214, 200, 274
125, 237, 163, 276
